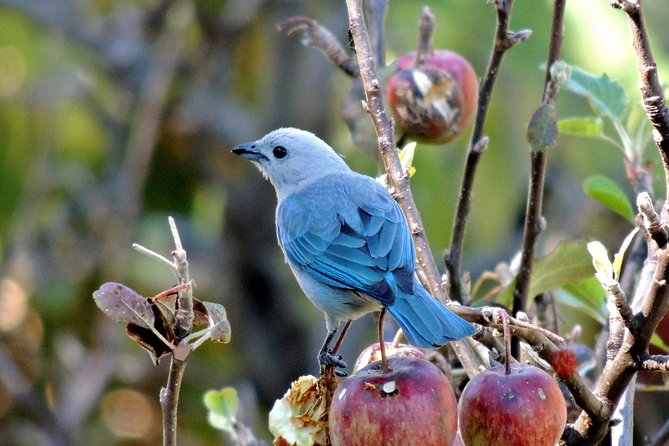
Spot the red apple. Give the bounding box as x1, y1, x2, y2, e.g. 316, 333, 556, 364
329, 356, 458, 446
387, 50, 478, 144
458, 363, 566, 446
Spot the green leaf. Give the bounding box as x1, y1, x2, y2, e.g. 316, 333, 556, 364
204, 387, 239, 432
202, 301, 232, 344
398, 142, 417, 177
612, 228, 639, 280
527, 103, 557, 151
563, 65, 627, 121
587, 240, 613, 282
529, 240, 595, 297
557, 116, 604, 138
583, 175, 634, 221
651, 333, 669, 353
496, 240, 595, 307
556, 278, 608, 325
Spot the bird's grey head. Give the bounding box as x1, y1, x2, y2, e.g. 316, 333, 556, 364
232, 128, 350, 198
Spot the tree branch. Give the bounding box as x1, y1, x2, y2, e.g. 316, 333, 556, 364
344, 0, 483, 376
567, 3, 669, 443
345, 0, 443, 303
573, 248, 669, 444
415, 6, 435, 67
161, 356, 188, 446
637, 191, 668, 248
277, 17, 359, 78
611, 0, 669, 201
511, 0, 566, 360
445, 0, 530, 302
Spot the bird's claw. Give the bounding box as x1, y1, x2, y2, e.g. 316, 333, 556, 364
318, 350, 347, 376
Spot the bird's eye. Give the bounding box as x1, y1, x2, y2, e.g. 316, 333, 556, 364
272, 146, 287, 159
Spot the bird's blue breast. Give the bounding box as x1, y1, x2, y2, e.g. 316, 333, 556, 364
276, 173, 415, 305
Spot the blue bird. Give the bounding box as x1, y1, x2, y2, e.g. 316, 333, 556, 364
232, 128, 475, 372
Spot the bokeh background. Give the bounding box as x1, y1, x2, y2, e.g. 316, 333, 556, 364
1, 0, 669, 445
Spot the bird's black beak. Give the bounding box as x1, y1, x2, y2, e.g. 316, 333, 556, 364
232, 142, 268, 161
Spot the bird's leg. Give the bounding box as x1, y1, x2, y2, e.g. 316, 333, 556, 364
330, 320, 352, 356
318, 321, 351, 376
377, 308, 390, 373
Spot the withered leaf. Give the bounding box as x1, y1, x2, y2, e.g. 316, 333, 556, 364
126, 304, 176, 365
192, 298, 210, 326
202, 301, 231, 344
93, 282, 155, 329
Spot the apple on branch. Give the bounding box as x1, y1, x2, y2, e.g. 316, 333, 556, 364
387, 50, 479, 145
329, 356, 458, 446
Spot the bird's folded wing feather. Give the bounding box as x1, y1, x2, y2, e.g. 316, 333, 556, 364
277, 175, 415, 305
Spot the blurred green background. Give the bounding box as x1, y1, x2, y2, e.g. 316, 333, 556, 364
1, 0, 668, 445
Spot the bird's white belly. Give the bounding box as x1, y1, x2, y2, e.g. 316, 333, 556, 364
289, 264, 382, 322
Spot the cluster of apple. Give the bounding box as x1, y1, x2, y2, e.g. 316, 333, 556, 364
329, 342, 569, 446
327, 51, 570, 445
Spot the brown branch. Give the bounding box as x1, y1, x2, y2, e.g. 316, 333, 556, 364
512, 0, 566, 305
532, 335, 609, 423
511, 0, 566, 362
345, 0, 444, 303
572, 249, 669, 444
415, 6, 435, 67
637, 191, 668, 248
512, 150, 547, 317
445, 0, 530, 302
344, 0, 483, 376
611, 0, 669, 201
568, 3, 669, 443
277, 17, 359, 78
160, 356, 188, 446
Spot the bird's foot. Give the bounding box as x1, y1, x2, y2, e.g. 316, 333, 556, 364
318, 350, 348, 377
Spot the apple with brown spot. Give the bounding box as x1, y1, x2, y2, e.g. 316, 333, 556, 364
387, 50, 478, 144
458, 363, 566, 446
329, 356, 458, 446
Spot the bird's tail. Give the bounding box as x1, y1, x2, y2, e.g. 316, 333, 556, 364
386, 282, 476, 348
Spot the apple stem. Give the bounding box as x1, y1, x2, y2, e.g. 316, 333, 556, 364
501, 310, 511, 375
330, 320, 353, 356
378, 308, 390, 373
415, 6, 435, 68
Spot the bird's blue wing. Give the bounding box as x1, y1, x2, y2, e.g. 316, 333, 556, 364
277, 174, 415, 305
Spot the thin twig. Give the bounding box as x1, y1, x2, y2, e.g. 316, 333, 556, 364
277, 17, 359, 77
344, 0, 482, 376
415, 7, 435, 67
611, 0, 669, 200
345, 0, 443, 302
511, 0, 566, 360
573, 247, 669, 444
159, 217, 195, 446
637, 191, 668, 248
445, 0, 530, 302
160, 355, 188, 446
512, 150, 547, 317
171, 216, 194, 339
133, 243, 176, 270
569, 3, 669, 443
